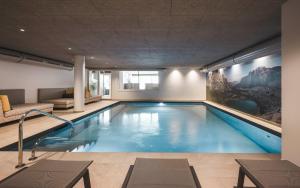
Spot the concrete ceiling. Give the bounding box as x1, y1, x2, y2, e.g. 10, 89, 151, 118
0, 0, 284, 69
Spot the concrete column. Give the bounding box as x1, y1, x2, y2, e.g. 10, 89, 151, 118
282, 0, 300, 165
74, 55, 85, 112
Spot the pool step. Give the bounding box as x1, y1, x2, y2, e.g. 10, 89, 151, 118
34, 139, 96, 152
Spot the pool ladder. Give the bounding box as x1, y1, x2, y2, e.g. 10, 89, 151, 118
16, 109, 74, 168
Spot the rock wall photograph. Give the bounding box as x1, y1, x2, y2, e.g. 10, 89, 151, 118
207, 54, 281, 125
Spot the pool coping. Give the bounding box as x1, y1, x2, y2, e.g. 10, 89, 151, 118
203, 101, 281, 137
0, 100, 281, 150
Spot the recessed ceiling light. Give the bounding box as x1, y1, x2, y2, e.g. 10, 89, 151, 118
19, 28, 25, 32
68, 47, 72, 50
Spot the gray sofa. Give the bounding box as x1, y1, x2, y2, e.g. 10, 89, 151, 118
38, 88, 102, 109
0, 89, 54, 125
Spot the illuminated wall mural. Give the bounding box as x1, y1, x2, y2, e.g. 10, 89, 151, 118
206, 54, 281, 125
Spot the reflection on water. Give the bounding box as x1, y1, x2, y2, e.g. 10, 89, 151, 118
227, 100, 259, 115
22, 103, 281, 153
169, 120, 181, 145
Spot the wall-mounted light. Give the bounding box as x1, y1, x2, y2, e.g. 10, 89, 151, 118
232, 63, 240, 69
219, 68, 224, 74
169, 69, 182, 83
187, 70, 198, 81
253, 55, 271, 63
199, 67, 208, 73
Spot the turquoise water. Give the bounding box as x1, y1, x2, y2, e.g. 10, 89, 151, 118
21, 102, 281, 153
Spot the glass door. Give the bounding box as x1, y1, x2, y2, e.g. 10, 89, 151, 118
89, 71, 99, 96
100, 72, 111, 99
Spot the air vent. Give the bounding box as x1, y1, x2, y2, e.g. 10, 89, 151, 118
0, 47, 73, 70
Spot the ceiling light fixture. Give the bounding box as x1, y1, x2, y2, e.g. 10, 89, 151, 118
68, 47, 72, 50
19, 28, 25, 32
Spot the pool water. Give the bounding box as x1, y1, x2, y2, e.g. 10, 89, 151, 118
21, 102, 281, 153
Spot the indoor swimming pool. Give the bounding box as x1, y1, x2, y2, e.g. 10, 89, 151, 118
3, 102, 281, 153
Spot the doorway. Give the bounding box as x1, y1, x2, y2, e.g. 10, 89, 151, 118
100, 72, 111, 99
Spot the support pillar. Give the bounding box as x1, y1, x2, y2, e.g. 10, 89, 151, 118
74, 55, 85, 112
282, 0, 300, 165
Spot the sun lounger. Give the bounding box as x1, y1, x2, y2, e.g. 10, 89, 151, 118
0, 89, 54, 125
0, 159, 93, 188
235, 159, 300, 188
122, 158, 201, 188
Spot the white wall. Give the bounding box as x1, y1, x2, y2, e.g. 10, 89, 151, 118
0, 59, 74, 103
282, 0, 300, 165
111, 69, 206, 101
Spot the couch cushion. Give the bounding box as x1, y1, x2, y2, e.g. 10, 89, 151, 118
0, 100, 3, 117
90, 95, 102, 101
63, 93, 74, 98
45, 98, 74, 105
85, 95, 101, 104
85, 88, 91, 98
0, 95, 11, 112
85, 97, 92, 104
4, 103, 54, 118
0, 89, 25, 105
65, 88, 74, 95
0, 107, 53, 124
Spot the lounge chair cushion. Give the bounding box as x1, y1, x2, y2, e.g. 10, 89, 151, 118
66, 88, 74, 94
85, 88, 91, 98
126, 158, 198, 188
63, 93, 74, 98
85, 96, 101, 104
0, 101, 3, 117
0, 159, 92, 188
0, 95, 11, 112
236, 159, 300, 188
45, 98, 74, 105
42, 95, 101, 109
4, 103, 54, 117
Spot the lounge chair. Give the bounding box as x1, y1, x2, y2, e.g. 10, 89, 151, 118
0, 89, 53, 125
122, 158, 201, 188
235, 159, 300, 188
0, 159, 93, 188
38, 88, 101, 109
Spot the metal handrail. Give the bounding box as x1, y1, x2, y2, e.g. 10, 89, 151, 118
16, 109, 74, 168
29, 127, 75, 161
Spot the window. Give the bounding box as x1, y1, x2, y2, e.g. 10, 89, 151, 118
120, 71, 159, 90
88, 70, 112, 99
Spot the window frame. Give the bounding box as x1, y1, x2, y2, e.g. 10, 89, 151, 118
119, 71, 160, 91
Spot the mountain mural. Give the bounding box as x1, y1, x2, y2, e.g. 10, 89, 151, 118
237, 66, 281, 88
207, 56, 281, 125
